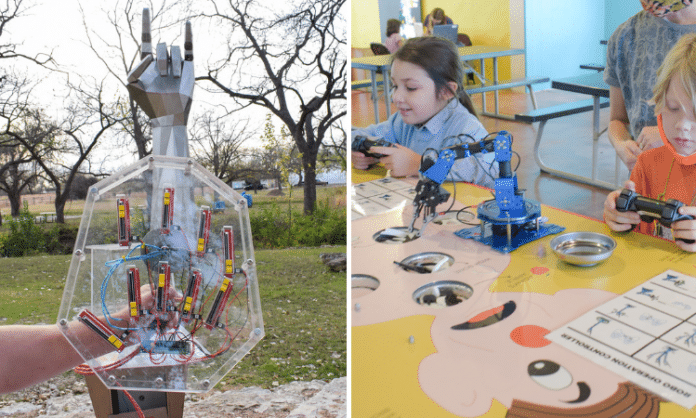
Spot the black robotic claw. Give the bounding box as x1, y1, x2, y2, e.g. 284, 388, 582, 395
615, 189, 695, 243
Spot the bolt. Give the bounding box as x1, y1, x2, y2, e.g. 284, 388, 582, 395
90, 187, 99, 195
254, 328, 262, 336
155, 377, 164, 387
409, 335, 415, 344
246, 259, 254, 266
355, 303, 361, 312
149, 156, 155, 161
74, 249, 83, 257
202, 380, 210, 389
108, 375, 116, 383
59, 319, 68, 327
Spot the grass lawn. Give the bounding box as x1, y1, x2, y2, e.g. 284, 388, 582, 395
0, 246, 347, 390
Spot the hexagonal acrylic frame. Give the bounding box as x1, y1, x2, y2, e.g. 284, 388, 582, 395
57, 155, 264, 392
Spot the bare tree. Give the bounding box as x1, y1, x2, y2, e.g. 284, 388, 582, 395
197, 0, 347, 214
319, 120, 346, 171
0, 136, 39, 216
0, 0, 54, 66
6, 79, 126, 222
189, 110, 254, 184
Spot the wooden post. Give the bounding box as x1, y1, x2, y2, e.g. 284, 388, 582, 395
85, 375, 184, 418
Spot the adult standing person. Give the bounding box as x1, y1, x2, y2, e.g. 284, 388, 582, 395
423, 7, 453, 36
606, 0, 696, 172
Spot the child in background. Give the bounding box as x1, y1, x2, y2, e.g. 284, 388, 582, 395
351, 36, 497, 188
604, 33, 696, 251
384, 19, 403, 54
423, 8, 453, 36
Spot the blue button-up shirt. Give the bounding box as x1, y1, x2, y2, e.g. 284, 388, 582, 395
352, 99, 498, 188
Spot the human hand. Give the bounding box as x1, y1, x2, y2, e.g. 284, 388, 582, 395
672, 206, 696, 251
352, 150, 379, 170
373, 144, 420, 177
615, 140, 642, 172
603, 180, 640, 231
635, 125, 662, 151
126, 8, 193, 124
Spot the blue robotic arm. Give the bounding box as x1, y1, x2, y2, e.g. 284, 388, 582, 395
408, 131, 563, 252
409, 131, 525, 233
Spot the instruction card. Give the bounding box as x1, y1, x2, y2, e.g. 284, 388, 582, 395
351, 178, 416, 220
548, 270, 696, 409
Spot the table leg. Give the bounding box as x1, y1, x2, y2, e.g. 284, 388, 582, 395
533, 106, 615, 190
370, 69, 379, 124
383, 65, 392, 118
592, 96, 599, 181
493, 57, 499, 115
480, 59, 486, 112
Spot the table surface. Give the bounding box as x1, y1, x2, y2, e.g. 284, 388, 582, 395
351, 168, 696, 418
552, 73, 610, 98
351, 45, 525, 70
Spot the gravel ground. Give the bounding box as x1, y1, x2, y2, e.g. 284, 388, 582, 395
0, 375, 346, 417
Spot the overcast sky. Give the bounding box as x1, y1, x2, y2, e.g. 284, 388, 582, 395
5, 0, 347, 172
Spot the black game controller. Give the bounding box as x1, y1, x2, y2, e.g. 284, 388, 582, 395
351, 135, 394, 159
615, 189, 695, 244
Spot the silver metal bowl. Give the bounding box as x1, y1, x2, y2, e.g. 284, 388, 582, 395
550, 232, 616, 267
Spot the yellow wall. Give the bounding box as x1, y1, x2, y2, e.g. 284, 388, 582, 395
351, 0, 381, 49
350, 0, 517, 81
423, 0, 512, 81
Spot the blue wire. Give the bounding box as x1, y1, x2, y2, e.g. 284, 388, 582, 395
100, 243, 167, 331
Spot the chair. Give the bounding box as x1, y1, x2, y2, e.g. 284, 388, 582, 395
369, 43, 390, 76
370, 43, 390, 56
457, 33, 472, 47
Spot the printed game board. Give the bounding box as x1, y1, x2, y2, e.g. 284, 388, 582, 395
351, 177, 416, 220
548, 270, 696, 409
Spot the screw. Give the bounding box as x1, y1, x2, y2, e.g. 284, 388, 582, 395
74, 249, 83, 257
409, 335, 415, 344
354, 303, 361, 312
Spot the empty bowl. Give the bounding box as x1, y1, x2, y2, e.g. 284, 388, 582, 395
550, 232, 616, 267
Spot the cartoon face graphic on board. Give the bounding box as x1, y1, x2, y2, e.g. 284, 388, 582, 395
352, 207, 660, 417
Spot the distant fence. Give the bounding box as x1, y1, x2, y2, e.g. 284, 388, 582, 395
0, 194, 80, 218
0, 194, 55, 209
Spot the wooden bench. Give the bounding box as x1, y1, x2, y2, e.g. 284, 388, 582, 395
514, 97, 609, 123
36, 212, 57, 223
351, 78, 383, 90
580, 63, 605, 72
465, 76, 550, 95
515, 97, 616, 189
465, 76, 550, 121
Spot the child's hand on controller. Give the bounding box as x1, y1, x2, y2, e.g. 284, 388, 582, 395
672, 205, 696, 250
604, 181, 641, 232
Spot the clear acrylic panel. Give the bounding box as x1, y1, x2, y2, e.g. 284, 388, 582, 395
57, 155, 264, 392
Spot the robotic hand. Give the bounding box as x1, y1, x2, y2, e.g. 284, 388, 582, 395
126, 8, 194, 157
